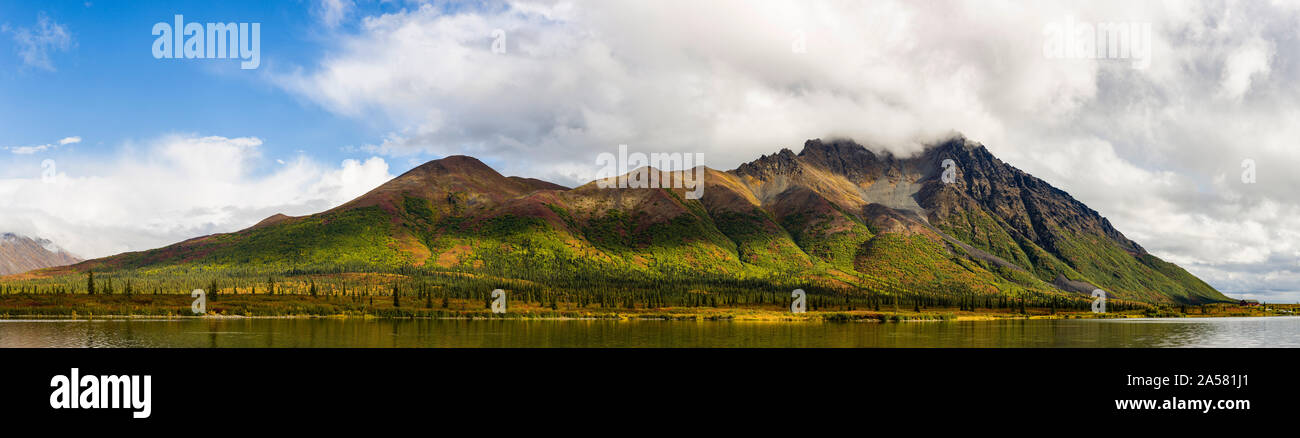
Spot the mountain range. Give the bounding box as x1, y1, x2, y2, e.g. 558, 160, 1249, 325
0, 233, 81, 276
60, 136, 1227, 304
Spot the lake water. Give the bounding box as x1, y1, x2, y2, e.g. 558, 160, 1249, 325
2, 316, 1299, 348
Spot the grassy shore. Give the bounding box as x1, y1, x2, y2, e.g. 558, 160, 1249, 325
0, 293, 1291, 322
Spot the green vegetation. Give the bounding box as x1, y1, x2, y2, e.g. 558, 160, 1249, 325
713, 209, 813, 271
780, 210, 873, 271
1049, 228, 1221, 303
936, 209, 1228, 304
7, 266, 1273, 320
0, 200, 1154, 319
80, 207, 412, 274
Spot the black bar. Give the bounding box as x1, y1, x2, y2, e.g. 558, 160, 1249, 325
2, 348, 1293, 429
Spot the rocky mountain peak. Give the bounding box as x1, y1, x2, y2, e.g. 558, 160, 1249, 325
794, 138, 888, 181
734, 147, 802, 178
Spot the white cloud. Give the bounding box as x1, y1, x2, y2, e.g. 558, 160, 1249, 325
0, 134, 394, 259
7, 12, 73, 71
313, 0, 356, 28
1218, 37, 1274, 100
4, 135, 77, 154
5, 144, 52, 155
278, 0, 1082, 183
267, 0, 1300, 300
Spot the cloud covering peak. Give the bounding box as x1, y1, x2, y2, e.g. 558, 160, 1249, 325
273, 0, 1300, 301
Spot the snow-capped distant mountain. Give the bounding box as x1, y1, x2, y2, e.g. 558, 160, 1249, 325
0, 233, 82, 276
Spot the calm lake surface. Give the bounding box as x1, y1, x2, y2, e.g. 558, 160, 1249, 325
2, 317, 1299, 348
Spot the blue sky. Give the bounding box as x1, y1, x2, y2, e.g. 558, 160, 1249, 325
0, 0, 435, 178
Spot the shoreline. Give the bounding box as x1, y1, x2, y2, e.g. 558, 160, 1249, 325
2, 293, 1290, 322
2, 312, 1294, 322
